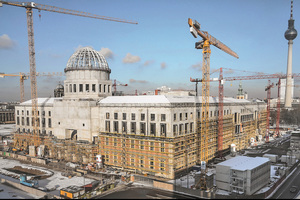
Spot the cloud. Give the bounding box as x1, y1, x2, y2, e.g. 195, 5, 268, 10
0, 34, 15, 49
191, 62, 202, 71
161, 62, 167, 69
129, 79, 148, 84
122, 53, 141, 63
143, 60, 154, 66
99, 47, 114, 60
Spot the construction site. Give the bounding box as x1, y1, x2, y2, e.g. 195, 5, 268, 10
0, 0, 299, 199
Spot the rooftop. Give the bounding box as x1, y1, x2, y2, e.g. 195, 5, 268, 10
216, 156, 270, 171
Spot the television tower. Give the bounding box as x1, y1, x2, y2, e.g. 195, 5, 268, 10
284, 0, 297, 108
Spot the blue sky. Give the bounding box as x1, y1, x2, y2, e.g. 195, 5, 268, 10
0, 0, 299, 102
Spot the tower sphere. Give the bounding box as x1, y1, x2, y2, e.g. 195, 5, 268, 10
65, 46, 110, 73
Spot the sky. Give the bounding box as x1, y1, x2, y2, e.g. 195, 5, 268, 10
0, 0, 299, 102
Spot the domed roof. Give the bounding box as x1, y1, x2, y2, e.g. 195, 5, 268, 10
56, 83, 64, 90
65, 47, 110, 72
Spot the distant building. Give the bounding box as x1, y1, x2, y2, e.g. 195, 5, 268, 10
0, 102, 16, 124
215, 156, 270, 195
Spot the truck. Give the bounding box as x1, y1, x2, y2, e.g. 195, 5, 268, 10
19, 174, 38, 188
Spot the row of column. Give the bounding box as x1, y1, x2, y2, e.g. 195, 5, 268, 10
0, 112, 15, 123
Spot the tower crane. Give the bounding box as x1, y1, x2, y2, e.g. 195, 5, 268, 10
0, 72, 64, 103
188, 18, 239, 165
0, 1, 137, 147
112, 79, 128, 94
0, 73, 28, 103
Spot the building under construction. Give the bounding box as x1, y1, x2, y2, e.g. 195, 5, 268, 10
13, 46, 267, 179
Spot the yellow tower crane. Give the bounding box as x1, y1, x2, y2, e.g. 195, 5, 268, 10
0, 1, 137, 147
0, 73, 28, 103
188, 18, 238, 164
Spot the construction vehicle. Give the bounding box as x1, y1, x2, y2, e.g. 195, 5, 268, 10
20, 174, 38, 188
0, 0, 137, 149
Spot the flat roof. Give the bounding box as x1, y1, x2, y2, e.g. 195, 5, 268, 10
99, 95, 251, 104
217, 156, 269, 171
20, 98, 61, 106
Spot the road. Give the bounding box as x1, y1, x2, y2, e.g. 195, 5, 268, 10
270, 162, 300, 199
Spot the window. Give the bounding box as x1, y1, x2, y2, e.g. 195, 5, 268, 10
92, 84, 96, 92
122, 113, 126, 120
106, 137, 109, 145
131, 122, 136, 133
180, 113, 182, 121
27, 110, 29, 115
21, 117, 24, 125
150, 158, 154, 169
131, 113, 135, 120
173, 113, 176, 121
161, 143, 165, 152
114, 113, 118, 120
131, 158, 135, 166
42, 118, 45, 128
140, 157, 144, 168
99, 84, 102, 92
190, 112, 193, 119
161, 114, 166, 121
26, 117, 29, 126
113, 121, 118, 132
17, 117, 20, 125
104, 84, 106, 93
150, 142, 154, 151
73, 84, 76, 92
179, 124, 183, 135
105, 121, 110, 132
190, 122, 193, 133
160, 123, 166, 136
79, 84, 83, 92
114, 155, 117, 163
49, 111, 51, 116
48, 119, 51, 128
105, 155, 109, 162
185, 113, 188, 120
173, 125, 178, 136
106, 112, 110, 119
69, 84, 72, 92
108, 85, 110, 93
160, 160, 165, 171
140, 122, 146, 135
140, 141, 144, 150
141, 113, 145, 121
151, 114, 155, 121
185, 123, 188, 134
131, 140, 135, 148
17, 110, 19, 115
42, 111, 45, 116
85, 84, 89, 92
114, 138, 117, 146
150, 123, 156, 136
122, 121, 127, 132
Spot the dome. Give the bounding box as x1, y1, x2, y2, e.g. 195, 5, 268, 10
65, 47, 110, 73
56, 83, 64, 89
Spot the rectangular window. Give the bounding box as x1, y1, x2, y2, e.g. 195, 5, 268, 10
174, 113, 176, 121
140, 158, 144, 168
173, 125, 178, 136
160, 123, 166, 137
108, 85, 110, 93
42, 118, 45, 128
150, 123, 156, 136
86, 84, 89, 92
17, 117, 20, 125
48, 118, 51, 128
27, 110, 29, 115
180, 113, 182, 121
106, 112, 110, 119
131, 140, 135, 148
92, 84, 96, 92
150, 158, 154, 169
17, 110, 19, 115
26, 117, 29, 126
140, 122, 146, 135
114, 113, 118, 120
179, 124, 183, 134
79, 84, 83, 92
161, 114, 166, 121
114, 138, 117, 147
106, 137, 109, 146
73, 84, 76, 92
151, 114, 155, 121
113, 121, 118, 132
131, 113, 135, 120
160, 161, 165, 171
105, 121, 110, 132
131, 122, 136, 133
99, 84, 102, 92
185, 123, 188, 134
190, 122, 193, 133
42, 111, 45, 116
141, 113, 145, 121
140, 141, 144, 150
69, 84, 72, 92
150, 142, 154, 151
122, 121, 127, 132
49, 111, 51, 116
122, 113, 126, 120
105, 155, 109, 163
21, 117, 24, 125
131, 158, 135, 166
104, 85, 106, 93
185, 113, 188, 120
190, 112, 193, 119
